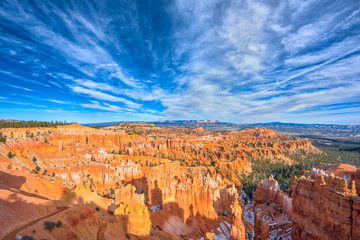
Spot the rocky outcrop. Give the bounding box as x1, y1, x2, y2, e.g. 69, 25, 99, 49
253, 169, 360, 240
291, 170, 359, 240
355, 168, 360, 194
254, 176, 292, 216
146, 170, 244, 239
160, 172, 237, 222
253, 177, 293, 240
114, 185, 151, 237
230, 198, 245, 240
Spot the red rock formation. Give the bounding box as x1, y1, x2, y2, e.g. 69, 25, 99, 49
291, 170, 359, 240
114, 185, 151, 237
253, 169, 360, 240
148, 173, 239, 239
254, 176, 292, 216
254, 203, 292, 240
160, 172, 227, 222
354, 167, 360, 194
253, 177, 293, 240
326, 163, 358, 188
230, 198, 245, 240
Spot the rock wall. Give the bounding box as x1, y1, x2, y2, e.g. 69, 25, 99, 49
146, 169, 245, 239
253, 169, 360, 240
254, 176, 292, 216
230, 197, 246, 240
291, 171, 359, 240
253, 177, 293, 240
114, 185, 151, 237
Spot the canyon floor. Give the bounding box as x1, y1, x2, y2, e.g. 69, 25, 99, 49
0, 123, 359, 240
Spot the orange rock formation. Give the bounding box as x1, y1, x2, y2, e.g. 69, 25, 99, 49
253, 176, 293, 240
253, 168, 360, 240
114, 185, 151, 237
0, 124, 321, 239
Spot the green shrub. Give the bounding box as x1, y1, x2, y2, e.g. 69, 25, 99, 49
56, 221, 62, 227
0, 132, 6, 143
7, 151, 15, 159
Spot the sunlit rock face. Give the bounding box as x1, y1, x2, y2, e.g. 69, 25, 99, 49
146, 167, 244, 239
253, 177, 293, 240
290, 169, 359, 240
230, 197, 246, 240
254, 176, 292, 216
114, 185, 151, 237
253, 168, 360, 240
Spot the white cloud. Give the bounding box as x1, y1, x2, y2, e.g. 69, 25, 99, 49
48, 99, 68, 104
74, 79, 168, 102
70, 85, 141, 108
0, 82, 34, 92
0, 99, 46, 108
81, 101, 130, 112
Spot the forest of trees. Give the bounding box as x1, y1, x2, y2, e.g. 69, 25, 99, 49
0, 120, 72, 128
239, 141, 360, 201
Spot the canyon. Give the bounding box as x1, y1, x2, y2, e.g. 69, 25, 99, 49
0, 123, 349, 239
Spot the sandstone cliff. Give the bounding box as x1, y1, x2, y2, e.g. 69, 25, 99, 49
253, 168, 360, 240
114, 185, 151, 237
291, 169, 359, 240
253, 176, 293, 240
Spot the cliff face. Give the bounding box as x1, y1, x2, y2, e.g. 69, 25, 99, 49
147, 169, 245, 239
253, 168, 360, 240
326, 164, 359, 193
352, 199, 360, 239
161, 178, 218, 222
253, 177, 293, 240
254, 176, 292, 216
291, 170, 359, 240
230, 198, 246, 240
114, 185, 151, 237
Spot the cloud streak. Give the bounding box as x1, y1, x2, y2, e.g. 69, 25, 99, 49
0, 0, 359, 124
81, 101, 134, 112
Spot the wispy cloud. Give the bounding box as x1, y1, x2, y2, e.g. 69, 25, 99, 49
1, 83, 34, 92
0, 0, 359, 123
73, 79, 168, 101
48, 99, 69, 104
0, 99, 47, 108
81, 101, 131, 112
70, 85, 141, 108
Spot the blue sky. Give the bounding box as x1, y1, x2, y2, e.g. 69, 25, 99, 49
0, 0, 360, 124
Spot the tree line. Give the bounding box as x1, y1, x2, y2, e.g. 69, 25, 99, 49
0, 120, 72, 128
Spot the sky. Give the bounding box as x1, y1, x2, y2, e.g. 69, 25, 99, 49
0, 0, 360, 124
